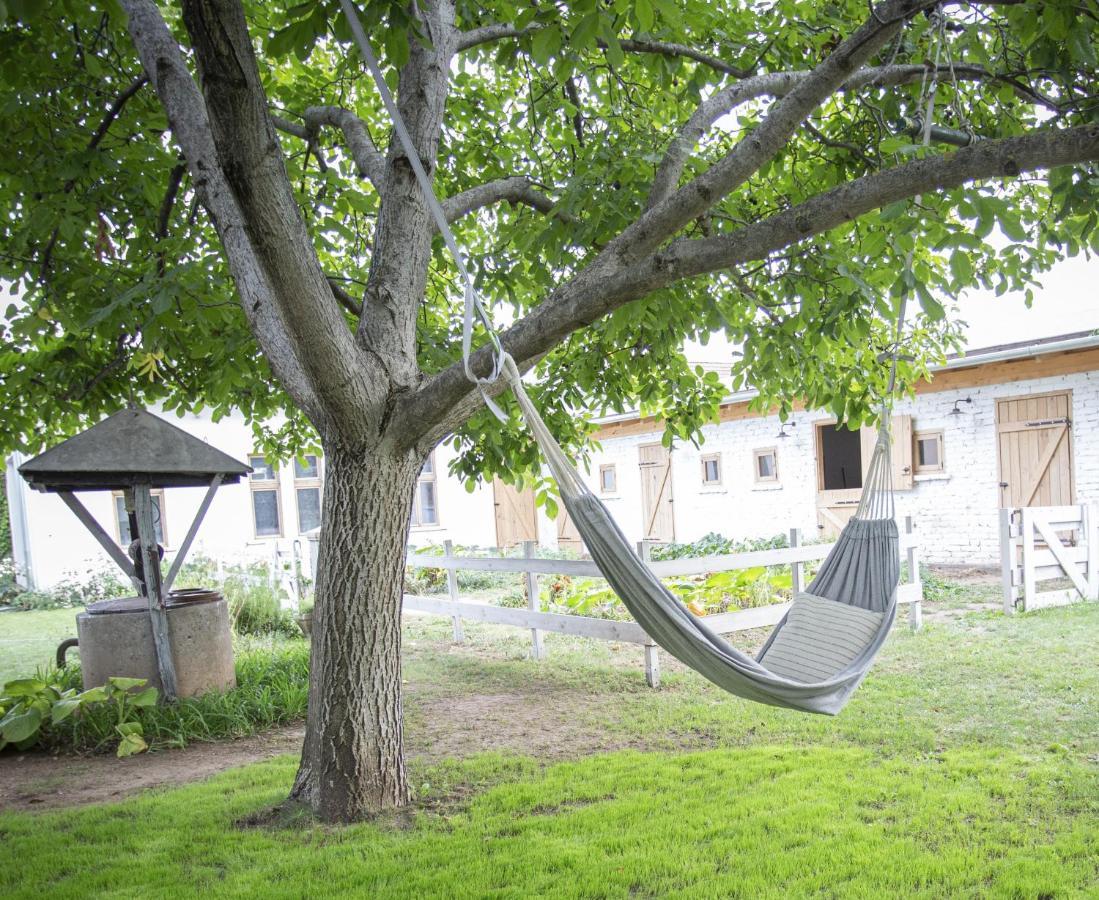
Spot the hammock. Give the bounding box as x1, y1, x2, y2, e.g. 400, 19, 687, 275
339, 0, 919, 714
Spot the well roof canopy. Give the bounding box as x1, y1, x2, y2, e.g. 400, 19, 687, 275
19, 408, 251, 492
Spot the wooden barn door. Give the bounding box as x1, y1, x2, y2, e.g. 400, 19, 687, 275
493, 478, 538, 549
996, 391, 1074, 508
638, 443, 675, 542
556, 507, 583, 553
814, 417, 912, 538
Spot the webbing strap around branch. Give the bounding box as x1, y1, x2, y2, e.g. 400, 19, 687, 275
339, 0, 511, 416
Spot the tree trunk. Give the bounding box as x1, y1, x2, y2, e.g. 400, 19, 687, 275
289, 444, 421, 821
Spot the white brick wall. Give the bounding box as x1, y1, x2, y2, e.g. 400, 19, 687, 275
585, 370, 1099, 565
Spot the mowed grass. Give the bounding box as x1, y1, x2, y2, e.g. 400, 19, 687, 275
0, 746, 1096, 898
0, 607, 79, 682
1, 591, 1098, 896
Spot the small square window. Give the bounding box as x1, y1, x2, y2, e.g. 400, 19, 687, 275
754, 448, 778, 483
701, 454, 722, 486
599, 464, 617, 494
914, 430, 944, 473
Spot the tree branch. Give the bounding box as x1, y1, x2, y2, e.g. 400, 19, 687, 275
606, 0, 928, 264
177, 0, 388, 435
646, 62, 1005, 208
441, 175, 571, 223
457, 23, 751, 77
391, 122, 1099, 447
300, 106, 387, 187
39, 73, 149, 279
120, 0, 325, 424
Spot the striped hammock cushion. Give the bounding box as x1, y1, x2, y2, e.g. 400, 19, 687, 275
760, 592, 885, 684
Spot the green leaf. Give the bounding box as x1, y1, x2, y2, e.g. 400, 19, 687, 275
635, 0, 654, 32
2, 678, 46, 697
531, 24, 561, 64
106, 676, 148, 692
0, 705, 43, 743
130, 687, 159, 708
51, 698, 84, 724
116, 731, 148, 758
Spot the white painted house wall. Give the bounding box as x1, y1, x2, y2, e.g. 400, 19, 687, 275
583, 368, 1099, 566
7, 408, 498, 590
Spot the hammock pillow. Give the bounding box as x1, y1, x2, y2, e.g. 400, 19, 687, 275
759, 592, 885, 684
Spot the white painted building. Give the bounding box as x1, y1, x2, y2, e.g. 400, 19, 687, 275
5, 409, 507, 590
576, 332, 1099, 566
6, 331, 1098, 588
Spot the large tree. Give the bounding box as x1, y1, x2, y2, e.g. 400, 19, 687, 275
2, 0, 1096, 820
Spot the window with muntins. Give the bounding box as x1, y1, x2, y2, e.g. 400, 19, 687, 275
249, 454, 282, 537
914, 430, 944, 473
412, 454, 439, 526
294, 454, 323, 533
599, 464, 617, 494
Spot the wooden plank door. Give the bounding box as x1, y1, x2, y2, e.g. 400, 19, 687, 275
638, 443, 675, 542
493, 478, 538, 549
556, 506, 583, 553
996, 391, 1074, 508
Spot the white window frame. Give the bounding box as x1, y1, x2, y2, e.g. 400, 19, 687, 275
701, 453, 723, 486
293, 454, 323, 534
411, 453, 440, 528
753, 447, 779, 483
249, 454, 283, 539
112, 489, 168, 546
599, 464, 617, 494
913, 429, 945, 474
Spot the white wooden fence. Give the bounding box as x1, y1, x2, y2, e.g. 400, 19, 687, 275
999, 504, 1099, 613
404, 517, 923, 687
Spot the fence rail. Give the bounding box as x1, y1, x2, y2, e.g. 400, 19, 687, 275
1000, 504, 1098, 613
403, 517, 923, 687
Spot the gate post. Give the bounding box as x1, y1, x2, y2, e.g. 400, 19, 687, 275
523, 541, 545, 660
904, 516, 922, 631
443, 539, 464, 642
999, 508, 1020, 614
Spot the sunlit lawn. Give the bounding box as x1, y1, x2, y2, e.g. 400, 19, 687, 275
1, 591, 1097, 897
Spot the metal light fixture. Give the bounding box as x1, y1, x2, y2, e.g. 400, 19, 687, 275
776, 421, 797, 439
949, 397, 973, 416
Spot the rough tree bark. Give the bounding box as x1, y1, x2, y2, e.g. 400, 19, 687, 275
290, 445, 422, 819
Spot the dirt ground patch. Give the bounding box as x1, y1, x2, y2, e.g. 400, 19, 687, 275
0, 681, 647, 813
0, 724, 306, 812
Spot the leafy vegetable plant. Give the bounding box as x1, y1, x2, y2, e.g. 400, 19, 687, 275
0, 675, 157, 758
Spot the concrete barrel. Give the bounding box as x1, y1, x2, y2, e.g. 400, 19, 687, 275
76, 589, 236, 698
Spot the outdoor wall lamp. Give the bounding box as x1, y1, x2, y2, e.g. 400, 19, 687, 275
949, 397, 973, 416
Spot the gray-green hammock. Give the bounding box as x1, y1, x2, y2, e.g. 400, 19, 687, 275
341, 0, 907, 715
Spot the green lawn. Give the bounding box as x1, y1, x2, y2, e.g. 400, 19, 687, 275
0, 607, 79, 683
2, 589, 1098, 897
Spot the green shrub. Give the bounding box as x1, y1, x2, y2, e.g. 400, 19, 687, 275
1, 674, 157, 757
225, 581, 299, 638
19, 638, 309, 754
7, 568, 129, 611
650, 532, 789, 561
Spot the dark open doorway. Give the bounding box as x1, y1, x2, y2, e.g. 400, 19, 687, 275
818, 425, 863, 490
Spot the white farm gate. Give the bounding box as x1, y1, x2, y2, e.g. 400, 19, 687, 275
999, 504, 1099, 613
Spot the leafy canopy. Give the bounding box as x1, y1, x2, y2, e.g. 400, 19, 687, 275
1, 0, 1096, 487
